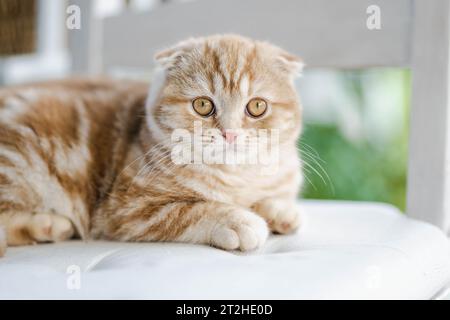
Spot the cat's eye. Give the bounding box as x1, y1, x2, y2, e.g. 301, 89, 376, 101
246, 98, 268, 118
192, 97, 215, 117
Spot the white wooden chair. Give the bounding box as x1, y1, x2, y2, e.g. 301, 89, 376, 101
2, 0, 450, 300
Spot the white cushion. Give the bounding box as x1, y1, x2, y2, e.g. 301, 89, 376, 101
1, 200, 449, 299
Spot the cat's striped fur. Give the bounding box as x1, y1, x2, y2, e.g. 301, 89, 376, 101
0, 35, 303, 255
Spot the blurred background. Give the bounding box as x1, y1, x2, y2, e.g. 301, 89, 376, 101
0, 0, 409, 211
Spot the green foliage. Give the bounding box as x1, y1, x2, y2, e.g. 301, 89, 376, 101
299, 70, 410, 211
299, 124, 407, 210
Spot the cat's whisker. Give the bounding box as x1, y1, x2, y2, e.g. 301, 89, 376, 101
301, 155, 335, 195
301, 155, 326, 183
117, 146, 157, 178
125, 144, 174, 190
299, 141, 324, 162
140, 150, 179, 186
296, 144, 335, 194
302, 168, 318, 191
120, 137, 172, 173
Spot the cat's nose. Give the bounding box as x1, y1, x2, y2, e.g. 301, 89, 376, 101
221, 129, 238, 143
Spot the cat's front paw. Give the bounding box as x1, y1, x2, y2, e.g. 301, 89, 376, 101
210, 209, 268, 251
254, 199, 301, 234
29, 213, 75, 243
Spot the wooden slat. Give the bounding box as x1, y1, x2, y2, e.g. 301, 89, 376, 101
0, 0, 37, 56
407, 0, 450, 233
102, 0, 413, 71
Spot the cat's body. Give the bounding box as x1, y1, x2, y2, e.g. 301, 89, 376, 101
0, 35, 303, 255
0, 79, 149, 247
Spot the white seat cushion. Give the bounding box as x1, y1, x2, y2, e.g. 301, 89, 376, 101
1, 200, 449, 299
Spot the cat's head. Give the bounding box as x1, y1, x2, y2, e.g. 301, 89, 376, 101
146, 34, 303, 165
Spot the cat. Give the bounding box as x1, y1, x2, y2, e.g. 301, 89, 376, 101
0, 34, 304, 256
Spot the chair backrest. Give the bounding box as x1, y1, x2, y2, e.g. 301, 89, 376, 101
69, 0, 450, 234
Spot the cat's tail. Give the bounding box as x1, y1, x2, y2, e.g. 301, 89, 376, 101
0, 225, 6, 257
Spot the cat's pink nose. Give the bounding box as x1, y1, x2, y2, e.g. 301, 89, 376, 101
221, 130, 238, 143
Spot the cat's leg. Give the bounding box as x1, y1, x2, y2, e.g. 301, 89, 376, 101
0, 211, 75, 246
0, 169, 75, 247
94, 201, 269, 251
252, 198, 301, 234
176, 203, 269, 250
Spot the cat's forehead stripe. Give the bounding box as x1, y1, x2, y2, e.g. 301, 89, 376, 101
203, 39, 257, 96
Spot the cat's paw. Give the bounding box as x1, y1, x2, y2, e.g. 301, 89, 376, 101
28, 213, 74, 243
254, 199, 301, 234
210, 209, 269, 251
268, 207, 301, 234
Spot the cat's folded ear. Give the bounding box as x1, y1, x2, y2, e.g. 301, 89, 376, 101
276, 50, 305, 78
154, 37, 203, 67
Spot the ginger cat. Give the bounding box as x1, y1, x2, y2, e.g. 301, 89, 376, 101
0, 35, 304, 255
